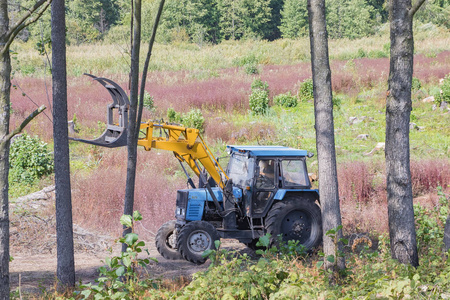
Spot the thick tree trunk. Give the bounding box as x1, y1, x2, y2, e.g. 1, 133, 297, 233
122, 0, 142, 252
0, 1, 11, 298
307, 0, 345, 279
444, 215, 450, 253
385, 0, 423, 267
52, 0, 75, 288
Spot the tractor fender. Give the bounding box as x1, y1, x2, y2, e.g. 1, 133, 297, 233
274, 189, 320, 203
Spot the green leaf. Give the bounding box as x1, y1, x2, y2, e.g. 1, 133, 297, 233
327, 255, 335, 263
214, 240, 221, 249
316, 261, 324, 268
120, 215, 133, 227
80, 290, 91, 299
258, 234, 271, 247
133, 210, 142, 221
124, 233, 139, 246
115, 266, 125, 277
122, 256, 132, 267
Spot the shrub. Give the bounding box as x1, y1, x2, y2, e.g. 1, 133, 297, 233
143, 92, 155, 111
182, 109, 205, 132
9, 133, 54, 184
167, 107, 182, 124
273, 92, 297, 108
251, 78, 269, 93
249, 89, 270, 115
244, 63, 259, 75
298, 78, 314, 102
411, 77, 422, 92
249, 78, 270, 115
433, 73, 450, 105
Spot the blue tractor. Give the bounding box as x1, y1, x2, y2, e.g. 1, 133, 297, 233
69, 75, 322, 264
156, 145, 322, 264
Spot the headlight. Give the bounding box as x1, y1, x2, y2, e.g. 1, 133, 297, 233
176, 207, 185, 216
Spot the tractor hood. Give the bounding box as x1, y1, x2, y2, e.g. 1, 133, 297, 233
187, 187, 242, 202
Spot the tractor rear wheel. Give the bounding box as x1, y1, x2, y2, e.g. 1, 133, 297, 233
155, 220, 183, 260
177, 221, 220, 264
266, 197, 322, 251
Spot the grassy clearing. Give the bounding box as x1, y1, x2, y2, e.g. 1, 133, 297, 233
11, 27, 450, 77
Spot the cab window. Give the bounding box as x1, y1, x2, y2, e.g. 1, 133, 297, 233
281, 160, 309, 187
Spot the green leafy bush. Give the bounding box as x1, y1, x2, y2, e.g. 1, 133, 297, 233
78, 211, 158, 299
251, 78, 269, 93
273, 92, 297, 108
167, 108, 205, 132
433, 73, 450, 105
412, 77, 422, 92
143, 92, 155, 111
182, 109, 205, 132
167, 107, 182, 123
298, 78, 314, 102
244, 63, 259, 75
249, 89, 270, 115
9, 134, 54, 184
249, 78, 270, 115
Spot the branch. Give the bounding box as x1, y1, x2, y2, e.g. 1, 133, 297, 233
0, 0, 51, 56
1, 105, 46, 144
409, 0, 426, 17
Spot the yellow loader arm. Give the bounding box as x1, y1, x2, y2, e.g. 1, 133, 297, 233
138, 121, 228, 189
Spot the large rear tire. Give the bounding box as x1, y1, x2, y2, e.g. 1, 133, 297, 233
266, 197, 322, 251
155, 220, 183, 260
177, 221, 220, 264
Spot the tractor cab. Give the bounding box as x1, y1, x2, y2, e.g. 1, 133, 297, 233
226, 146, 313, 218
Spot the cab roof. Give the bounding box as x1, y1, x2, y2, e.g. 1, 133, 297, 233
227, 145, 309, 157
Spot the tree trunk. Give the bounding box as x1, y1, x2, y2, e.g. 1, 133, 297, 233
122, 0, 142, 252
307, 0, 345, 281
385, 0, 424, 267
444, 215, 450, 253
52, 0, 75, 288
0, 0, 11, 297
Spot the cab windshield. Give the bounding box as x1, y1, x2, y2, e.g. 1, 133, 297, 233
226, 154, 254, 187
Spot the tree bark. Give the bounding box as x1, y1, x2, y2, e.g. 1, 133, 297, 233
385, 0, 425, 267
122, 0, 142, 252
52, 0, 75, 288
0, 2, 11, 294
444, 215, 450, 253
307, 0, 345, 281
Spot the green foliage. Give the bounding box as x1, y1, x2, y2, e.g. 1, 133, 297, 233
77, 211, 158, 299
279, 0, 309, 39
273, 92, 298, 108
433, 73, 450, 105
298, 78, 314, 102
182, 109, 205, 132
9, 134, 54, 184
412, 77, 422, 92
143, 92, 155, 111
326, 0, 376, 39
251, 78, 270, 92
244, 63, 259, 75
167, 108, 205, 132
249, 79, 270, 115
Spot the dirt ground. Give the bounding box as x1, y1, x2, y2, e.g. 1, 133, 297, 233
9, 186, 249, 295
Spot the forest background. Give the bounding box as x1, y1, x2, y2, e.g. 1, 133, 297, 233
6, 0, 450, 297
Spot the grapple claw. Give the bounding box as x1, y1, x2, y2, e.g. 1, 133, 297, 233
69, 74, 130, 148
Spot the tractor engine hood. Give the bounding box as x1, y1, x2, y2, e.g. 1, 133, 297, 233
187, 187, 242, 203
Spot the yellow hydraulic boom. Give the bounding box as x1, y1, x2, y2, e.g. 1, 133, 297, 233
138, 121, 228, 189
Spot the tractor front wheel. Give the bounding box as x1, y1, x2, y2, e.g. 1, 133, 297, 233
155, 220, 183, 260
266, 198, 322, 251
177, 221, 220, 264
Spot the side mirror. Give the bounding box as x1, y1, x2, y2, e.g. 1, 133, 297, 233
307, 152, 314, 158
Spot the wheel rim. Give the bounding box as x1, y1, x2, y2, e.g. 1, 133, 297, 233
165, 232, 177, 250
187, 230, 212, 253
280, 210, 312, 244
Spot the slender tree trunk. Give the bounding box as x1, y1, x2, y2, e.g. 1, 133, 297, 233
123, 0, 141, 252
0, 1, 11, 297
385, 0, 425, 267
52, 0, 75, 288
307, 0, 345, 282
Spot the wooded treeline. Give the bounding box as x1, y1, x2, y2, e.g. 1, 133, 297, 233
8, 0, 449, 45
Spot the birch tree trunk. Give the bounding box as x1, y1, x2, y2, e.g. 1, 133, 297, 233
385, 0, 425, 267
307, 0, 345, 282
